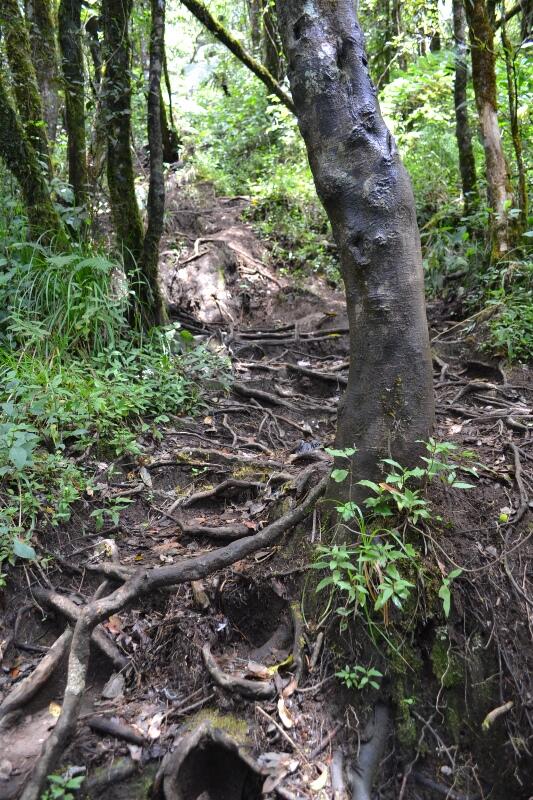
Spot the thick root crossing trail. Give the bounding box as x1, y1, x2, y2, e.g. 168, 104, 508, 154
1, 186, 532, 800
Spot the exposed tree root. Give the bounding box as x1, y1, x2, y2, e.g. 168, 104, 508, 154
180, 478, 265, 507
350, 703, 390, 800
87, 715, 145, 746
20, 473, 328, 800
286, 363, 348, 387
31, 587, 129, 670
0, 627, 72, 722
232, 381, 337, 415
202, 642, 276, 699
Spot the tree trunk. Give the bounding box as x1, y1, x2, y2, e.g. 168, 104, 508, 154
102, 0, 145, 322
276, 0, 434, 501
248, 0, 261, 54
464, 0, 513, 258
58, 0, 88, 207
261, 0, 283, 81
137, 0, 167, 329
501, 24, 528, 232
160, 92, 181, 163
520, 0, 532, 42
0, 0, 52, 175
453, 0, 478, 213
24, 0, 61, 143
0, 73, 64, 244
86, 15, 103, 90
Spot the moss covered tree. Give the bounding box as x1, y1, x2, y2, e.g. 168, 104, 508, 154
58, 0, 88, 207
0, 73, 64, 243
465, 0, 513, 257
453, 0, 477, 213
102, 0, 165, 328
24, 0, 61, 143
0, 0, 52, 175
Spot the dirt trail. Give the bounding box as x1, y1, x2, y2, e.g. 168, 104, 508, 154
0, 184, 532, 800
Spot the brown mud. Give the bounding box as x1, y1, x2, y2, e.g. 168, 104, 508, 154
0, 181, 531, 800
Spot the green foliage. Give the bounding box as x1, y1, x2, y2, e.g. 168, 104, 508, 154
1, 245, 127, 354
335, 663, 383, 691
475, 254, 533, 362
188, 67, 339, 282
381, 52, 468, 218
0, 324, 229, 568
41, 772, 85, 800
314, 441, 475, 633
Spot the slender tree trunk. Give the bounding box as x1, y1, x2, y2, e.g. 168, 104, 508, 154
102, 0, 145, 320
520, 0, 532, 41
248, 0, 261, 54
0, 73, 64, 244
137, 0, 167, 329
58, 0, 88, 207
86, 15, 103, 90
160, 92, 181, 163
261, 0, 283, 81
464, 0, 513, 257
501, 24, 528, 232
24, 0, 61, 143
453, 0, 478, 213
392, 0, 407, 70
0, 0, 52, 174
276, 0, 434, 501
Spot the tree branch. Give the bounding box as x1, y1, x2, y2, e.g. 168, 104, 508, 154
178, 0, 295, 112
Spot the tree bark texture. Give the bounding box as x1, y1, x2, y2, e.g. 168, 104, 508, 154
102, 0, 145, 313
58, 0, 88, 207
86, 15, 103, 90
276, 0, 434, 500
24, 0, 61, 143
501, 24, 528, 231
261, 0, 283, 81
452, 0, 478, 213
464, 0, 513, 257
138, 0, 167, 328
0, 73, 63, 243
179, 0, 295, 112
0, 0, 52, 175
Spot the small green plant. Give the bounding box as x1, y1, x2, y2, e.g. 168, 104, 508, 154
90, 498, 134, 531
335, 664, 383, 690
314, 441, 476, 631
41, 771, 85, 799
438, 568, 463, 618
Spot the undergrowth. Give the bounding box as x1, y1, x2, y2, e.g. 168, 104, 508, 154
0, 230, 229, 577
315, 441, 477, 687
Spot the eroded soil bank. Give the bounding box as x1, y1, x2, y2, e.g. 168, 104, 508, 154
0, 183, 531, 800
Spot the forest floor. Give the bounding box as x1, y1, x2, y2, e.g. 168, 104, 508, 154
0, 178, 532, 800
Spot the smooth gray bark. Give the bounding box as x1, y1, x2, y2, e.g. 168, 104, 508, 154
276, 0, 434, 500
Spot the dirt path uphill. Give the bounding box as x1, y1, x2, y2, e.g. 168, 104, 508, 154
0, 183, 531, 800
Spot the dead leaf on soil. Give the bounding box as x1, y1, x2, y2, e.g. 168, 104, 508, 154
277, 697, 294, 729
309, 763, 329, 792
48, 701, 62, 718
147, 712, 164, 740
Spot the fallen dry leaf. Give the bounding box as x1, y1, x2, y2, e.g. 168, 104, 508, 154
309, 763, 329, 792
48, 701, 62, 718
277, 697, 294, 729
